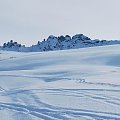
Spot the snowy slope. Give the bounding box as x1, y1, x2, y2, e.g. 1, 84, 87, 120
0, 45, 120, 120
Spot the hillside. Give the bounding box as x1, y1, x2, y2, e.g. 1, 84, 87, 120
0, 45, 120, 119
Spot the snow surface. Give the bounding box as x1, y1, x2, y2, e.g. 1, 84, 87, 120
0, 45, 120, 120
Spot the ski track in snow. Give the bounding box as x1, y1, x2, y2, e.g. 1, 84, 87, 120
0, 88, 120, 120
0, 45, 120, 120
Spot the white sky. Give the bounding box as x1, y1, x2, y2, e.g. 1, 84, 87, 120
0, 0, 120, 46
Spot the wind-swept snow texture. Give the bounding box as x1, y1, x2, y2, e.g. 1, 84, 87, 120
0, 45, 120, 120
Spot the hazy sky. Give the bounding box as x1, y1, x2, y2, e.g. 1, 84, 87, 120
0, 0, 120, 46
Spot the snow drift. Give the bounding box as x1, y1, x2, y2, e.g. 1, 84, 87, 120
0, 44, 120, 120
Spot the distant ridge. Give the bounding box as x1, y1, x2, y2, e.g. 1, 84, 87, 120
0, 34, 120, 52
